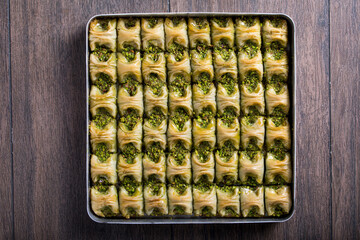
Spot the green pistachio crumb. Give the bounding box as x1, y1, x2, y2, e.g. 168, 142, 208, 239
122, 176, 140, 196
242, 40, 259, 58
195, 141, 213, 163
94, 143, 110, 162
94, 73, 113, 93
219, 107, 237, 127
218, 73, 236, 95
145, 73, 165, 96
196, 72, 212, 94
217, 141, 236, 161
121, 143, 140, 164
170, 141, 189, 165
120, 108, 140, 131
170, 74, 190, 97
147, 142, 164, 163
93, 109, 113, 129
148, 17, 159, 28
213, 17, 229, 27
101, 206, 115, 217
171, 107, 190, 131
168, 42, 186, 61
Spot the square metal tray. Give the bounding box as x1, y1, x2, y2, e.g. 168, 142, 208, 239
86, 12, 296, 224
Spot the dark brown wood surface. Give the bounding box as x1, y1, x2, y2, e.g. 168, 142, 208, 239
0, 0, 358, 238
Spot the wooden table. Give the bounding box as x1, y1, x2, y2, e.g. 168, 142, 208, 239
1, 0, 359, 239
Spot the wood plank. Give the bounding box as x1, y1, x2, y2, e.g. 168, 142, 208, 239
0, 0, 13, 239
170, 0, 331, 239
10, 0, 169, 239
330, 0, 360, 239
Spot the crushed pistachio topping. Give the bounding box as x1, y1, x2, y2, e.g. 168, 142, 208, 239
269, 41, 285, 60
201, 206, 214, 217
121, 143, 139, 164
94, 73, 113, 93
271, 116, 286, 127
173, 205, 185, 215
196, 72, 212, 94
224, 206, 238, 217
270, 148, 287, 160
93, 48, 111, 61
168, 42, 186, 61
120, 108, 140, 131
122, 176, 140, 196
170, 74, 190, 97
170, 141, 189, 165
220, 175, 236, 185
171, 107, 190, 131
93, 109, 113, 129
195, 141, 213, 163
195, 41, 209, 58
120, 75, 139, 96
218, 185, 236, 194
247, 106, 261, 116
120, 45, 137, 62
94, 143, 110, 162
242, 71, 260, 93
145, 44, 163, 61
242, 40, 259, 58
244, 176, 259, 186
173, 175, 188, 194
246, 138, 260, 151
171, 17, 183, 26
273, 205, 286, 217
145, 73, 165, 96
239, 16, 256, 27
147, 142, 164, 163
214, 39, 232, 61
148, 107, 165, 127
97, 175, 110, 185
194, 17, 208, 29
196, 107, 214, 128
218, 73, 236, 95
194, 178, 212, 192
94, 185, 109, 193
124, 18, 136, 28
149, 183, 163, 196
213, 17, 229, 27
244, 150, 258, 161
271, 105, 286, 116
247, 206, 260, 217
151, 207, 163, 216
270, 17, 285, 28
272, 175, 287, 185
101, 206, 115, 217
97, 19, 109, 30
219, 107, 237, 127
127, 207, 138, 217
244, 115, 258, 125
217, 140, 236, 161
147, 17, 159, 28
268, 75, 286, 94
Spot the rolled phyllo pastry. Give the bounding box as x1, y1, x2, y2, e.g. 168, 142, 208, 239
263, 42, 288, 82
90, 114, 117, 153
117, 108, 142, 151
240, 82, 265, 115
192, 141, 215, 183
143, 107, 167, 148
265, 185, 292, 217
117, 18, 141, 51
215, 142, 238, 185
91, 185, 119, 217
193, 184, 217, 217
193, 106, 216, 148
192, 82, 216, 116
265, 83, 290, 116
239, 151, 264, 185
142, 52, 166, 83
119, 183, 144, 218
143, 142, 166, 183
91, 151, 117, 185
217, 107, 240, 150
117, 51, 142, 83
90, 51, 117, 84
216, 186, 240, 217
117, 144, 142, 183
265, 152, 292, 184
167, 108, 192, 150
235, 16, 261, 49
238, 50, 263, 82
266, 117, 291, 150
89, 18, 117, 52
211, 17, 235, 49
240, 186, 265, 217
118, 83, 143, 116
240, 116, 265, 150
144, 84, 168, 114
167, 143, 191, 184
90, 85, 117, 118
144, 183, 168, 216
188, 17, 211, 49
141, 17, 165, 51
169, 75, 192, 113
165, 17, 189, 51
213, 50, 238, 79
262, 18, 288, 48
167, 51, 191, 82
168, 184, 193, 215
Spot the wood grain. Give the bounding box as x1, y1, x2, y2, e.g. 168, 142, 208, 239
170, 0, 331, 239
330, 0, 360, 239
0, 0, 13, 239
10, 0, 169, 239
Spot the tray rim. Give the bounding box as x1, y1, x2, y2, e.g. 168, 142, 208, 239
86, 12, 296, 224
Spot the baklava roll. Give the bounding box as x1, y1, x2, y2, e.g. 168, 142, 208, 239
119, 184, 144, 218
216, 186, 240, 217
89, 18, 117, 52
235, 16, 261, 49
117, 108, 142, 151
188, 17, 211, 49
165, 17, 189, 50
117, 145, 142, 183
265, 83, 290, 116
91, 185, 119, 217
167, 145, 191, 184
144, 84, 168, 115
169, 75, 192, 114
211, 17, 235, 48
168, 184, 193, 215
141, 17, 165, 51
217, 107, 240, 150
266, 117, 291, 150
264, 50, 289, 83
90, 117, 117, 153
91, 152, 117, 185
193, 107, 216, 148
265, 152, 292, 184
117, 51, 142, 83
118, 83, 143, 116
167, 108, 192, 150
192, 82, 216, 116
240, 116, 265, 150
144, 183, 168, 216
167, 51, 191, 84
192, 144, 215, 183
240, 186, 265, 217
193, 184, 217, 217
240, 82, 265, 115
143, 142, 166, 183
239, 151, 264, 185
238, 50, 263, 83
213, 51, 238, 79
265, 185, 292, 217
215, 142, 238, 185
90, 52, 117, 83
262, 18, 288, 48
90, 85, 117, 118
191, 49, 214, 85
142, 52, 166, 83
117, 18, 141, 51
